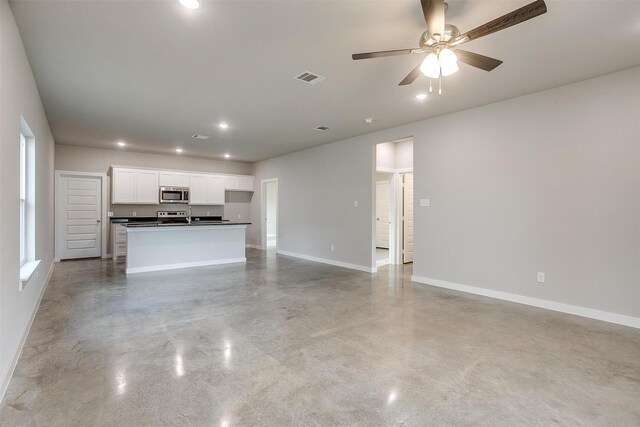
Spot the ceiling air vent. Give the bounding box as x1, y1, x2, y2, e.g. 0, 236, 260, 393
315, 126, 330, 131
295, 71, 326, 85
192, 134, 209, 140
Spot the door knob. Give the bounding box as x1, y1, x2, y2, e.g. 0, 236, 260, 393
97, 219, 101, 223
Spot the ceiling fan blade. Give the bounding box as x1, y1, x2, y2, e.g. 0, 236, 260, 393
421, 0, 445, 39
352, 49, 414, 60
457, 0, 547, 43
455, 49, 503, 71
399, 64, 423, 86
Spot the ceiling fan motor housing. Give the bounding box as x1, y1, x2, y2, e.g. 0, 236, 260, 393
419, 24, 460, 48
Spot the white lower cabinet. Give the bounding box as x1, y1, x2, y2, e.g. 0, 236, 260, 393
112, 223, 127, 261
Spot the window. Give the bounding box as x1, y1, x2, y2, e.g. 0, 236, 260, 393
19, 132, 26, 265
19, 118, 38, 289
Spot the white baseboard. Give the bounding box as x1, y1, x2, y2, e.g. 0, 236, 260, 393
246, 244, 263, 250
411, 275, 640, 330
126, 258, 246, 274
277, 250, 376, 273
1, 261, 54, 403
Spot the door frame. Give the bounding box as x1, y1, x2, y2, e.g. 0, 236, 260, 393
55, 170, 108, 261
399, 170, 414, 264
260, 177, 278, 250
372, 155, 413, 268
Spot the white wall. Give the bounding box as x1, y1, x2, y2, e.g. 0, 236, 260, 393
1, 0, 56, 399
55, 143, 252, 175
249, 67, 640, 321
375, 139, 413, 171
394, 139, 413, 170
249, 138, 374, 269
376, 141, 395, 170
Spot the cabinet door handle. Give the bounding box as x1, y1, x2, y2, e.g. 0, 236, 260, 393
97, 219, 101, 223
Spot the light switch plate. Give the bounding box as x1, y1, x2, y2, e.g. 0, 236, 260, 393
537, 272, 545, 283
419, 199, 430, 207
354, 200, 358, 207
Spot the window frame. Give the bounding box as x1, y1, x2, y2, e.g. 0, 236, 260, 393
19, 132, 27, 266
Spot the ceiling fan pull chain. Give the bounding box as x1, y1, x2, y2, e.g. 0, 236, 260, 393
438, 75, 442, 96
429, 78, 433, 93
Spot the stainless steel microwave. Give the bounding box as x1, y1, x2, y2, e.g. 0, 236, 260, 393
159, 187, 190, 204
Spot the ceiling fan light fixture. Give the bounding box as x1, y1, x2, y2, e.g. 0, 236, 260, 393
439, 48, 459, 76
440, 61, 459, 77
439, 49, 457, 65
420, 53, 440, 78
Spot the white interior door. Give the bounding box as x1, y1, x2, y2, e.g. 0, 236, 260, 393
59, 175, 102, 259
376, 181, 390, 248
402, 173, 414, 263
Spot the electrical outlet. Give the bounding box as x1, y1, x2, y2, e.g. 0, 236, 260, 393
238, 214, 241, 219
207, 211, 211, 216
132, 211, 137, 216
108, 211, 114, 217
330, 244, 334, 251
537, 272, 545, 283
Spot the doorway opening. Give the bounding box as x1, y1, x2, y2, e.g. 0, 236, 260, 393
261, 178, 278, 249
373, 138, 414, 268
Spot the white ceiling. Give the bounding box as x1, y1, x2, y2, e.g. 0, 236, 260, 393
10, 0, 640, 162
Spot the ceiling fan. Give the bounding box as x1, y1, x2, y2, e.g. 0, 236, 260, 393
352, 0, 547, 90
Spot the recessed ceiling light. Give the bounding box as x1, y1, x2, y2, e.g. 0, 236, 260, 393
416, 93, 428, 100
178, 0, 200, 9
218, 122, 229, 129
176, 148, 183, 153
224, 153, 231, 159
117, 141, 126, 147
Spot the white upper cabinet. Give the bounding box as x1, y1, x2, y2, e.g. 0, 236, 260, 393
189, 174, 208, 205
112, 168, 158, 204
136, 170, 159, 204
159, 171, 190, 187
240, 176, 254, 192
206, 176, 225, 205
190, 174, 224, 205
224, 176, 242, 191
112, 168, 137, 204
158, 171, 174, 187
223, 175, 254, 192
112, 166, 253, 205
175, 173, 190, 187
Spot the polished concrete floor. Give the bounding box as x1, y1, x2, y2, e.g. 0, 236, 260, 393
2, 249, 640, 426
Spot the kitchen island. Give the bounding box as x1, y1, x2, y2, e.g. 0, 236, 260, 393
124, 222, 250, 274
